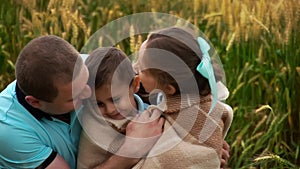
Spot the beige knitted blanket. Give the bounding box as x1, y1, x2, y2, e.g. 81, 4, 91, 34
77, 94, 233, 169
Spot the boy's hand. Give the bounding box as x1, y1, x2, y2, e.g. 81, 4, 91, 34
220, 140, 230, 169
118, 109, 164, 158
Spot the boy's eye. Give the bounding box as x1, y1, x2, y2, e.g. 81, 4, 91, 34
97, 102, 105, 107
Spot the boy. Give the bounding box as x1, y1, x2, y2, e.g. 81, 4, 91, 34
77, 47, 165, 168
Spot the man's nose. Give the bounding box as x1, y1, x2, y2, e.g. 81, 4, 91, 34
79, 85, 91, 99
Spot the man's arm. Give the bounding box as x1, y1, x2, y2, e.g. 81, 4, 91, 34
220, 140, 230, 169
37, 154, 70, 169
92, 155, 139, 169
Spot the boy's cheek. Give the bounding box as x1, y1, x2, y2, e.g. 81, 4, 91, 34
97, 107, 107, 116
116, 104, 136, 116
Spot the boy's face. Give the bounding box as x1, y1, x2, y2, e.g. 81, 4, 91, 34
95, 78, 139, 120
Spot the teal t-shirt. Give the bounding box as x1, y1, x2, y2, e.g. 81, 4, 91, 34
0, 81, 82, 169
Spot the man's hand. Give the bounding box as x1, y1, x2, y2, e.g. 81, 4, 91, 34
118, 109, 164, 158
93, 109, 164, 169
220, 140, 230, 169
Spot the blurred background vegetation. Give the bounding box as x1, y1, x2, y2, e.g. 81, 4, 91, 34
0, 0, 299, 168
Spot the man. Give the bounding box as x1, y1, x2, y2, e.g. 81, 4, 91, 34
0, 35, 164, 169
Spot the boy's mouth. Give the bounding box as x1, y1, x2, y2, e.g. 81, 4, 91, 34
109, 112, 125, 120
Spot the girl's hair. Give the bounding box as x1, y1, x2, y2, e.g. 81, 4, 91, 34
85, 47, 135, 90
142, 27, 222, 96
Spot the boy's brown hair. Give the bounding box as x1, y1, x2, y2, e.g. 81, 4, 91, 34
85, 47, 135, 90
15, 35, 82, 102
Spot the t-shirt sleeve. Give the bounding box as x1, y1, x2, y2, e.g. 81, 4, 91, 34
0, 124, 53, 168
37, 151, 57, 169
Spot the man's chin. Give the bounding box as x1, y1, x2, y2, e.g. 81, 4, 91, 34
74, 103, 84, 111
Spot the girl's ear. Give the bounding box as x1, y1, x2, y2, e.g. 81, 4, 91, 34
25, 96, 42, 109
132, 75, 141, 93
164, 84, 176, 95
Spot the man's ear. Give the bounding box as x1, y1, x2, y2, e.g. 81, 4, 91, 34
25, 96, 42, 109
132, 75, 141, 93
164, 84, 176, 95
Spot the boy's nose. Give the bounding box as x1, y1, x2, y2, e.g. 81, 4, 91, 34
106, 103, 116, 115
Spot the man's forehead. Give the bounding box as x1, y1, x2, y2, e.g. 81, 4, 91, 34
68, 65, 89, 99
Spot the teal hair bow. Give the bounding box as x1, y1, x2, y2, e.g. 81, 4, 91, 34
196, 37, 217, 115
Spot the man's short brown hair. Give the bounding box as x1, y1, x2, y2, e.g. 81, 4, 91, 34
15, 35, 83, 102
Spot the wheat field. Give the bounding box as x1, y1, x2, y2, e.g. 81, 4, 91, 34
0, 0, 299, 168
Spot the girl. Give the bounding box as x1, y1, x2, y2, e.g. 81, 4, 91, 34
135, 27, 233, 168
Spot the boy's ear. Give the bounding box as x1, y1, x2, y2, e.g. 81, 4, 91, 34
132, 75, 141, 93
164, 84, 176, 95
25, 96, 42, 109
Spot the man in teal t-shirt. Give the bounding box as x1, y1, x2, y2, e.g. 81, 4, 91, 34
0, 36, 164, 169
0, 35, 91, 169
0, 81, 83, 169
